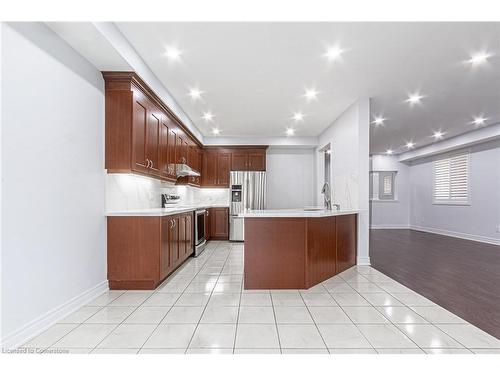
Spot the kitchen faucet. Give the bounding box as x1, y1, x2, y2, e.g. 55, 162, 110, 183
321, 181, 332, 210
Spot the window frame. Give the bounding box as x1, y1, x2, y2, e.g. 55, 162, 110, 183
370, 170, 397, 202
432, 152, 471, 206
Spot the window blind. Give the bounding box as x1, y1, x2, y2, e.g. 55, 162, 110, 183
434, 153, 469, 204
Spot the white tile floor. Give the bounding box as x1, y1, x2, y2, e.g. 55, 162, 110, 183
20, 241, 500, 354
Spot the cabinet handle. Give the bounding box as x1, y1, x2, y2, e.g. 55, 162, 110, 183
146, 158, 150, 168
150, 160, 154, 168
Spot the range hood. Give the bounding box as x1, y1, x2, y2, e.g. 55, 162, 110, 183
175, 164, 201, 178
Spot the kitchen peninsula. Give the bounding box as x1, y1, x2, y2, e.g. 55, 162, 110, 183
240, 209, 358, 289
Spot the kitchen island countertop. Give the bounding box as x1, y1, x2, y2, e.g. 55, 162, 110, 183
239, 208, 360, 218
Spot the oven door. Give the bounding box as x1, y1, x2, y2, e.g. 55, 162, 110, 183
195, 209, 206, 246
194, 209, 207, 257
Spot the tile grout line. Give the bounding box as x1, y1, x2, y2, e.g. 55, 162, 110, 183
322, 271, 378, 353
298, 290, 329, 352
269, 292, 283, 354
36, 292, 128, 352
184, 241, 232, 353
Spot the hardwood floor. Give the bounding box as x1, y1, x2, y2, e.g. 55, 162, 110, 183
370, 229, 500, 339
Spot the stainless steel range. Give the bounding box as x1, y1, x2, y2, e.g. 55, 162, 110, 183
194, 209, 207, 257
229, 171, 266, 241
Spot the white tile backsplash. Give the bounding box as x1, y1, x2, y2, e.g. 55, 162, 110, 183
105, 174, 229, 212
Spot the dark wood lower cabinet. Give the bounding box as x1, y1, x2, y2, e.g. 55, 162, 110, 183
209, 207, 229, 240
205, 209, 211, 241
336, 214, 357, 273
108, 212, 194, 290
244, 214, 357, 289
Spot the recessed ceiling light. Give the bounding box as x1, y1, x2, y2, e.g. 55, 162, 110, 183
405, 141, 415, 149
467, 52, 491, 66
211, 127, 220, 135
292, 112, 305, 122
372, 116, 386, 126
188, 88, 203, 100
406, 93, 424, 105
303, 88, 319, 101
202, 111, 214, 122
385, 149, 393, 155
164, 46, 182, 61
432, 131, 444, 140
472, 116, 487, 126
324, 46, 343, 61
286, 128, 295, 136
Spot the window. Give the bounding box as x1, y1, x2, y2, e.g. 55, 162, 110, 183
433, 153, 470, 205
370, 171, 396, 200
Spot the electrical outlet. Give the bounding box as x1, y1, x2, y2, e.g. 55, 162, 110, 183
496, 225, 500, 233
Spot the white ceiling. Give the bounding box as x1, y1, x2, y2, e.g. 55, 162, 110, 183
51, 22, 500, 154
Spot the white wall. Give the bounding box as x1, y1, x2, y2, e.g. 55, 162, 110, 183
409, 140, 500, 244
370, 139, 500, 245
1, 23, 107, 347
266, 148, 315, 209
316, 99, 371, 265
370, 155, 410, 228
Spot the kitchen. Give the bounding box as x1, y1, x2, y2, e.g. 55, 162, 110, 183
102, 71, 357, 290
2, 10, 500, 366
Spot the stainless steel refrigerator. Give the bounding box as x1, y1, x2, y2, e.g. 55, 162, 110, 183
229, 171, 266, 241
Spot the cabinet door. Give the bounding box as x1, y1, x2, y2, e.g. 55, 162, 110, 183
210, 207, 229, 239
175, 135, 183, 164
160, 217, 174, 280
167, 128, 177, 179
205, 210, 211, 240
248, 152, 266, 171
159, 115, 169, 180
216, 153, 230, 187
146, 107, 161, 176
185, 213, 193, 257
131, 95, 148, 173
231, 153, 248, 171
336, 214, 357, 273
169, 216, 180, 267
178, 214, 186, 262
202, 152, 217, 186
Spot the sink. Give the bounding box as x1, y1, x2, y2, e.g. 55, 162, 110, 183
302, 206, 327, 211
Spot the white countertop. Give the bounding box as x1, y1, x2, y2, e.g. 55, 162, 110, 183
238, 208, 359, 218
106, 204, 229, 217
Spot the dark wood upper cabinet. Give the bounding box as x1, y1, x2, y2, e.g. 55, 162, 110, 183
131, 93, 148, 173
161, 116, 177, 180
216, 153, 230, 186
202, 151, 217, 186
248, 151, 266, 171
146, 106, 161, 176
209, 207, 229, 240
103, 72, 267, 185
103, 72, 202, 183
231, 152, 248, 171
230, 148, 267, 171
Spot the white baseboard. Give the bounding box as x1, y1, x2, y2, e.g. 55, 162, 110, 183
1, 280, 109, 350
370, 224, 410, 229
357, 256, 371, 266
409, 225, 500, 246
